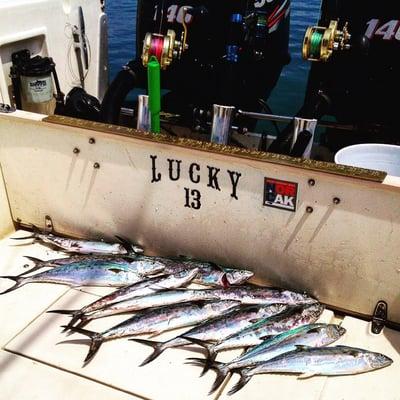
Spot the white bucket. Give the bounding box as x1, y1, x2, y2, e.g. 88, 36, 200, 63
334, 143, 400, 177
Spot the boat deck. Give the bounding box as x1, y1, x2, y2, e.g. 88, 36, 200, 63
1, 230, 399, 400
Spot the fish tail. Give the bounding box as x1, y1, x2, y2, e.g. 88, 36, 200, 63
48, 308, 78, 315
181, 336, 217, 374
11, 225, 42, 241
58, 312, 90, 333
61, 325, 103, 365
227, 370, 252, 396
0, 275, 26, 295
186, 358, 229, 393
129, 338, 166, 366
23, 256, 45, 264
10, 235, 36, 241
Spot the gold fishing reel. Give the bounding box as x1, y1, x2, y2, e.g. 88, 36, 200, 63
142, 8, 190, 69
302, 20, 351, 62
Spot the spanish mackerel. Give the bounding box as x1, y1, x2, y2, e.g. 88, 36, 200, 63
17, 255, 254, 288
62, 285, 313, 328
51, 268, 200, 330
0, 258, 166, 295
132, 303, 289, 366
61, 289, 224, 325
227, 346, 393, 395
183, 303, 324, 365
12, 229, 143, 255
65, 300, 241, 365
188, 323, 346, 393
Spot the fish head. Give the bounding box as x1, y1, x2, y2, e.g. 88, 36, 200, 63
320, 324, 347, 341
283, 290, 318, 305
304, 302, 325, 319
366, 352, 393, 369
225, 269, 254, 285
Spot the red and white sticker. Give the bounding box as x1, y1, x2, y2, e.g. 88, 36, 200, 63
263, 177, 298, 212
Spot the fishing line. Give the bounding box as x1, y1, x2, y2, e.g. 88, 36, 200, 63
310, 30, 323, 58
159, 0, 166, 33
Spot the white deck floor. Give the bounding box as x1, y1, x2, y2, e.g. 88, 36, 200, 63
1, 231, 399, 399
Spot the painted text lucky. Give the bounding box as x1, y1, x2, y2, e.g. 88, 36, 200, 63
150, 155, 241, 210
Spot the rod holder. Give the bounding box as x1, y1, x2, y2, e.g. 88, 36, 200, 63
210, 104, 235, 145
292, 117, 317, 158
137, 95, 151, 131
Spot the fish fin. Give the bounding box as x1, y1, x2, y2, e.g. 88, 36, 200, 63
249, 318, 263, 324
221, 273, 230, 289
115, 235, 139, 254
185, 358, 229, 391
61, 325, 103, 365
23, 256, 45, 264
181, 336, 217, 375
47, 309, 79, 316
148, 331, 163, 339
47, 308, 87, 332
129, 338, 166, 366
259, 334, 273, 341
227, 370, 252, 395
298, 372, 316, 379
207, 262, 230, 288
0, 275, 26, 295
295, 345, 312, 351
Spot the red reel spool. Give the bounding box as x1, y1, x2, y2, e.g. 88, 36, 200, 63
149, 35, 165, 64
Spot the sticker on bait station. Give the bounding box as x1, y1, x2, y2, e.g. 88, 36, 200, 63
263, 177, 298, 212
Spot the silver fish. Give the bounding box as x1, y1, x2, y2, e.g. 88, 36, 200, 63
150, 257, 254, 287
49, 268, 200, 329
0, 258, 166, 294
12, 229, 143, 255
188, 323, 346, 393
183, 303, 325, 365
18, 255, 254, 288
65, 300, 241, 365
131, 303, 289, 366
65, 289, 224, 324
227, 345, 393, 395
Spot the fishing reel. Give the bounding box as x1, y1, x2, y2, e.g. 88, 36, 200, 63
302, 20, 351, 62
142, 8, 190, 70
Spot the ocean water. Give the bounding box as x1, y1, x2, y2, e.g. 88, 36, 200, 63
106, 0, 321, 117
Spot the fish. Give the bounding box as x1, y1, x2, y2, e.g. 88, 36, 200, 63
17, 255, 254, 288
62, 285, 313, 327
53, 268, 199, 324
49, 268, 200, 330
227, 345, 393, 395
131, 303, 290, 366
64, 300, 241, 365
0, 258, 166, 295
61, 289, 226, 327
183, 303, 325, 369
11, 228, 143, 255
187, 323, 346, 393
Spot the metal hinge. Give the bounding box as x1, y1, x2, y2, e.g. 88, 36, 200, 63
0, 103, 16, 113
371, 300, 387, 334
